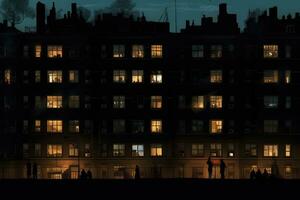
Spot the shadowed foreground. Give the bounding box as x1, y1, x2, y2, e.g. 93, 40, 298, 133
0, 179, 298, 197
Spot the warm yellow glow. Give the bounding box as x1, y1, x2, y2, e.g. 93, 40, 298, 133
263, 45, 278, 58
210, 120, 223, 134
35, 120, 41, 132
151, 96, 162, 109
285, 70, 291, 84
264, 70, 278, 83
48, 71, 63, 83
35, 45, 41, 58
47, 144, 62, 157
47, 120, 63, 133
285, 144, 291, 157
132, 45, 144, 58
192, 96, 204, 109
151, 120, 162, 133
151, 144, 163, 156
69, 144, 79, 157
113, 144, 125, 156
150, 71, 162, 83
113, 70, 126, 83
69, 70, 79, 83
210, 96, 222, 108
47, 96, 63, 108
263, 145, 278, 157
4, 69, 11, 84
47, 45, 63, 58
113, 45, 125, 58
132, 70, 143, 83
151, 45, 163, 58
210, 70, 222, 83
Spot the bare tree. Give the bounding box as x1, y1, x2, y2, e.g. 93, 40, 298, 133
0, 0, 35, 25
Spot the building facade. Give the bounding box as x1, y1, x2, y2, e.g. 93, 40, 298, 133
0, 2, 300, 179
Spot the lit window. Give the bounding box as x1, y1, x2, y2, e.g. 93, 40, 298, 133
48, 71, 62, 83
47, 144, 62, 157
210, 96, 222, 108
263, 145, 278, 157
132, 70, 143, 83
285, 70, 291, 84
132, 45, 144, 58
34, 120, 41, 132
151, 96, 162, 109
245, 144, 257, 157
192, 45, 204, 58
191, 120, 204, 133
132, 144, 144, 157
263, 45, 278, 58
69, 144, 78, 157
113, 45, 125, 58
192, 144, 204, 157
264, 96, 278, 108
113, 144, 125, 156
210, 70, 222, 83
69, 96, 80, 108
264, 70, 278, 83
47, 96, 63, 108
192, 96, 204, 109
113, 96, 125, 109
211, 45, 222, 58
35, 71, 41, 83
150, 71, 162, 84
151, 120, 162, 134
210, 120, 223, 134
69, 120, 80, 133
69, 70, 79, 83
47, 45, 63, 58
285, 144, 291, 157
264, 120, 278, 133
150, 144, 163, 157
113, 70, 126, 83
4, 69, 11, 84
47, 120, 63, 133
151, 45, 163, 58
113, 120, 125, 134
35, 45, 41, 58
228, 144, 235, 157
210, 143, 222, 157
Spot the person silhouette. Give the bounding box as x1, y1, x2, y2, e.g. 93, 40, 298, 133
26, 161, 31, 179
87, 169, 92, 179
262, 168, 269, 179
207, 156, 213, 179
255, 168, 262, 180
32, 162, 38, 179
220, 159, 226, 179
80, 169, 87, 179
250, 168, 256, 179
135, 165, 140, 179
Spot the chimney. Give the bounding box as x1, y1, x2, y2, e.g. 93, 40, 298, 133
269, 7, 278, 19
219, 4, 227, 16
71, 3, 78, 19
36, 1, 45, 33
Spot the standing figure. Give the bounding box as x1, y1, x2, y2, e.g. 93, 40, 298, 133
26, 161, 31, 179
220, 159, 226, 179
135, 165, 140, 179
250, 168, 256, 179
87, 169, 92, 179
207, 156, 213, 179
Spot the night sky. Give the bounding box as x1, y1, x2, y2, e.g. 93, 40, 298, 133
26, 0, 300, 32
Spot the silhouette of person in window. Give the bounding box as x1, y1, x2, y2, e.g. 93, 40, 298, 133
207, 156, 213, 179
220, 159, 226, 179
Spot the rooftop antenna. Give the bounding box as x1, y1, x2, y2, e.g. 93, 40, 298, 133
174, 0, 177, 32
